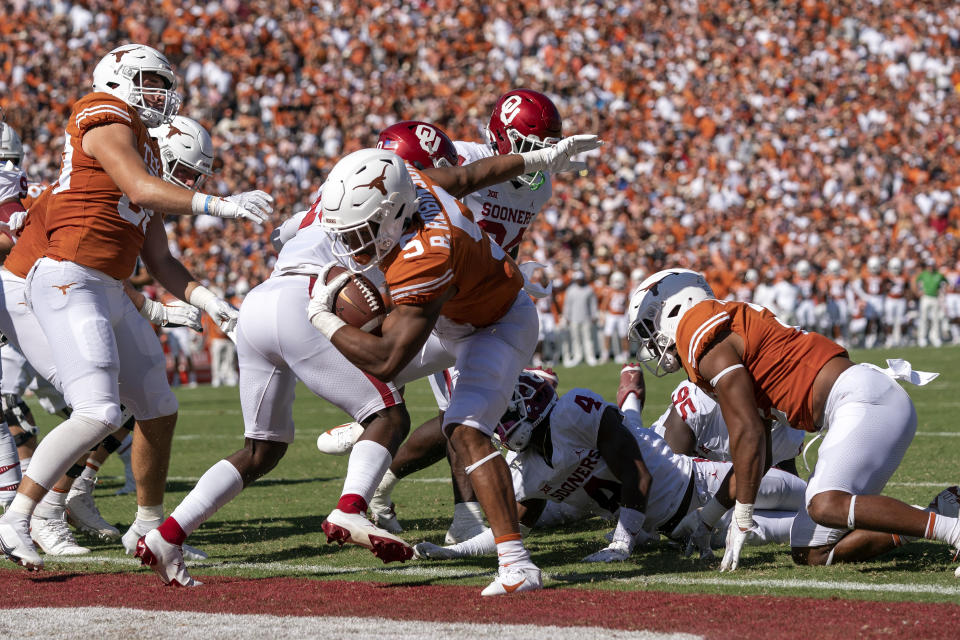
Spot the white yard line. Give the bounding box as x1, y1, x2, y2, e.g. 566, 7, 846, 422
614, 574, 960, 596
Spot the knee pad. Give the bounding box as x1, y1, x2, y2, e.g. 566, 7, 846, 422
2, 394, 37, 435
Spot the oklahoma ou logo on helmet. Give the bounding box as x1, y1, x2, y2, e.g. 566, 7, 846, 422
500, 95, 523, 125
414, 124, 441, 154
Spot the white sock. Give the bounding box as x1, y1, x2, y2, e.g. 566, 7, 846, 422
341, 440, 392, 506
34, 488, 68, 519
0, 423, 21, 503
137, 504, 164, 522
926, 513, 960, 545
79, 458, 100, 483
620, 394, 642, 427
494, 533, 531, 567
376, 468, 400, 503
19, 457, 31, 476
452, 501, 484, 526
449, 527, 496, 556
6, 493, 37, 520
23, 414, 114, 490
168, 459, 244, 537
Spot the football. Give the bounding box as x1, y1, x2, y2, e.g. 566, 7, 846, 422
316, 421, 364, 455
324, 266, 387, 333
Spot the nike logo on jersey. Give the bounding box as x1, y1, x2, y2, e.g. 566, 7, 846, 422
355, 164, 389, 196
52, 282, 78, 295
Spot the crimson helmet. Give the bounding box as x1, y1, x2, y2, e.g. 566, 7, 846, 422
494, 370, 559, 452
485, 89, 562, 190
377, 121, 458, 171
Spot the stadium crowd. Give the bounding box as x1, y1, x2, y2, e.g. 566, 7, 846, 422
3, 0, 960, 367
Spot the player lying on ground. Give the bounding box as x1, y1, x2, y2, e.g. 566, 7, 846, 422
413, 369, 804, 563
627, 269, 960, 572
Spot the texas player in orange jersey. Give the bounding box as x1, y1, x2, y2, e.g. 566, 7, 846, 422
628, 269, 960, 573
0, 43, 270, 570
311, 143, 596, 596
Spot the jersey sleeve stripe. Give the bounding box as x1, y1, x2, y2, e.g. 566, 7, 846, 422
687, 311, 730, 368
388, 269, 454, 298
76, 105, 132, 126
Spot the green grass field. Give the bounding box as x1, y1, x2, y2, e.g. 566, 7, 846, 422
25, 345, 960, 602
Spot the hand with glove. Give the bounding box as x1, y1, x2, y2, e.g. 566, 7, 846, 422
139, 297, 202, 331
188, 285, 239, 341
719, 502, 761, 572
191, 190, 274, 224
521, 134, 603, 175
584, 507, 645, 563
307, 262, 351, 339
413, 541, 463, 560
671, 499, 728, 560
7, 209, 26, 233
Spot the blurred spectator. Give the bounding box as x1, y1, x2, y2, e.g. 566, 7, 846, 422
562, 270, 598, 367
915, 258, 947, 347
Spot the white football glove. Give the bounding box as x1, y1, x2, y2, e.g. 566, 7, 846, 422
670, 508, 716, 560
188, 285, 239, 340
583, 540, 631, 563
7, 209, 26, 232
191, 190, 274, 224
139, 297, 202, 331
413, 541, 462, 560
307, 262, 350, 339
719, 524, 762, 572
521, 134, 602, 175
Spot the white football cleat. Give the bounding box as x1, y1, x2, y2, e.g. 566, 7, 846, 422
316, 422, 364, 456
66, 477, 121, 540
480, 564, 542, 596
30, 515, 90, 556
122, 518, 208, 561
369, 501, 403, 534
0, 513, 43, 569
929, 486, 960, 518
322, 508, 413, 563
135, 529, 201, 587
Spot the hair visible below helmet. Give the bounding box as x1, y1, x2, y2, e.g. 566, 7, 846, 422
377, 121, 458, 171
92, 44, 180, 128
826, 259, 842, 275
485, 89, 562, 190
150, 116, 213, 191
888, 257, 903, 274
867, 255, 883, 274
0, 114, 24, 167
627, 269, 715, 377
494, 370, 559, 452
319, 148, 419, 272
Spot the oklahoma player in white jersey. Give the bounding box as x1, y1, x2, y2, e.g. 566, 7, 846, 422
414, 371, 805, 563
650, 380, 805, 475
0, 44, 273, 571
629, 269, 959, 572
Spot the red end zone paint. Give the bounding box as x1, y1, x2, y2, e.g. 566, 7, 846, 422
3, 569, 960, 639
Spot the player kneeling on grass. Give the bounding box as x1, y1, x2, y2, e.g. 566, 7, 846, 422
414, 369, 805, 563
627, 269, 960, 572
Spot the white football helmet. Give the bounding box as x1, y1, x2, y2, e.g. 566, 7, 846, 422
320, 148, 419, 273
795, 260, 811, 277
150, 116, 214, 191
867, 255, 883, 274
627, 269, 714, 377
888, 257, 903, 275
494, 370, 558, 452
0, 112, 24, 167
92, 44, 180, 128
826, 259, 842, 275
610, 271, 627, 288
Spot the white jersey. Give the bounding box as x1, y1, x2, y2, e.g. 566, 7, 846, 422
0, 166, 27, 202
651, 380, 805, 465
270, 205, 385, 289
454, 141, 553, 253
509, 388, 693, 530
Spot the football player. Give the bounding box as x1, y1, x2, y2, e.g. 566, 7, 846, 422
370, 93, 595, 543
627, 269, 959, 571
0, 43, 266, 570
883, 257, 909, 347
851, 256, 886, 348
413, 370, 805, 563
136, 138, 598, 590
598, 271, 630, 364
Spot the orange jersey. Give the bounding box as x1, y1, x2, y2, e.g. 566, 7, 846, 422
6, 185, 52, 278
675, 299, 846, 432
380, 167, 523, 327
600, 286, 629, 315
45, 92, 162, 280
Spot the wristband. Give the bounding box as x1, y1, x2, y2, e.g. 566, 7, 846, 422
700, 497, 729, 528
733, 501, 755, 530
188, 285, 217, 312
310, 310, 347, 340
138, 297, 163, 325
191, 192, 217, 217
